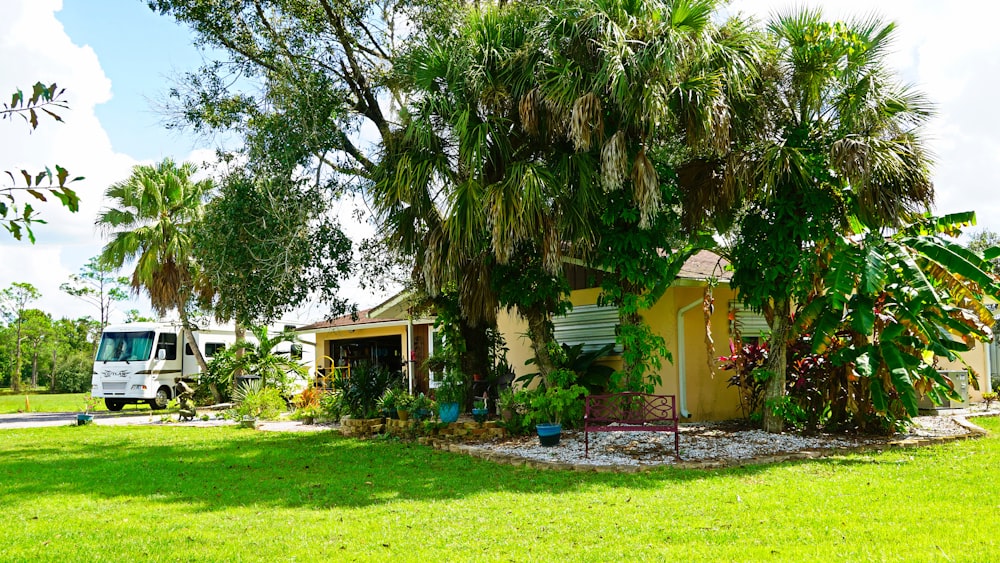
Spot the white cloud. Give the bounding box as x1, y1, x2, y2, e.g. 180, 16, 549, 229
728, 0, 1000, 234
0, 0, 140, 321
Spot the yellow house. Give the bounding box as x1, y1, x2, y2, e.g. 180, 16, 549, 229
296, 293, 436, 395
300, 252, 995, 420
498, 251, 996, 421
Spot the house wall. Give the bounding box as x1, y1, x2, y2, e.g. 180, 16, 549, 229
942, 341, 990, 401
497, 281, 997, 421
497, 284, 743, 421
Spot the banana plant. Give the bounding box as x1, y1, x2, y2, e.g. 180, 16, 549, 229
796, 212, 1000, 419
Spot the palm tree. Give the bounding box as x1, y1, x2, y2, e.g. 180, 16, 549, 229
215, 325, 307, 395
95, 158, 215, 374
378, 0, 758, 387
720, 9, 935, 432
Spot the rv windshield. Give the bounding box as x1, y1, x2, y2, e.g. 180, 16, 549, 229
96, 331, 155, 362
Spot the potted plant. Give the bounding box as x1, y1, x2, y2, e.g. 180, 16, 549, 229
297, 405, 321, 425
471, 394, 488, 423
435, 373, 465, 423
411, 393, 432, 421
377, 388, 399, 419
530, 384, 588, 446
395, 391, 415, 421
498, 388, 519, 423
78, 395, 100, 426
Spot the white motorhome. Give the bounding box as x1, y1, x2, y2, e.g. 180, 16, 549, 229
91, 322, 314, 411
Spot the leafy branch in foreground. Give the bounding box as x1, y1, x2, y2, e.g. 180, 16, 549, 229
2, 82, 83, 242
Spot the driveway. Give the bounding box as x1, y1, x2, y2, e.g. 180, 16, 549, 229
0, 411, 331, 432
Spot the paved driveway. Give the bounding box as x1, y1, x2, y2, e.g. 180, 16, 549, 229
0, 412, 331, 432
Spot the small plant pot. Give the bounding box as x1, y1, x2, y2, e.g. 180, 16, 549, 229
501, 408, 514, 423
302, 416, 315, 425
471, 408, 488, 423
77, 413, 94, 426
438, 402, 460, 423
239, 416, 259, 429
536, 423, 561, 447
414, 408, 431, 421
397, 409, 410, 421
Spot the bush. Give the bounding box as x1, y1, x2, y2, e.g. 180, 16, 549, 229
334, 361, 401, 419
319, 391, 343, 421
53, 353, 94, 393
231, 379, 286, 421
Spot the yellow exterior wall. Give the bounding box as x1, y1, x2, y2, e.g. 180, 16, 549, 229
497, 309, 533, 380
498, 282, 998, 419
314, 324, 409, 372
943, 341, 990, 401
498, 283, 743, 421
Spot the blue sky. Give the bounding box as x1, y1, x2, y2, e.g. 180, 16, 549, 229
2, 0, 1000, 324
57, 0, 206, 161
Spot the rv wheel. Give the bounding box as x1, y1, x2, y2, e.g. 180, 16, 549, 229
148, 386, 171, 410
105, 399, 125, 412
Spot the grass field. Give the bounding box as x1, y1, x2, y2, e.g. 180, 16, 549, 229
0, 392, 154, 414
1, 418, 997, 562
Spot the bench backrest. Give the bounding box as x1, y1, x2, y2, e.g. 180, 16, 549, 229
584, 393, 677, 425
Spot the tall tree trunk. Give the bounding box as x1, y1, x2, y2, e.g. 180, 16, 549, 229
619, 309, 644, 391
178, 308, 208, 373
50, 348, 57, 392
522, 306, 557, 387
31, 350, 38, 388
762, 297, 791, 433
11, 324, 22, 393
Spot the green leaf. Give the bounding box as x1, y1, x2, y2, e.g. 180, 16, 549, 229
870, 378, 887, 414
881, 344, 919, 415
849, 296, 875, 335
903, 236, 999, 293
859, 244, 887, 295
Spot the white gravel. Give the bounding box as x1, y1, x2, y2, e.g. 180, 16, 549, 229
463, 414, 977, 467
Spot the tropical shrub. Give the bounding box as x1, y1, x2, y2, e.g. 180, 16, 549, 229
334, 361, 400, 419
526, 383, 589, 428
797, 214, 1000, 432
433, 372, 466, 405
319, 391, 343, 421
294, 387, 321, 410
231, 379, 286, 421
53, 352, 94, 393
518, 342, 615, 393
718, 341, 769, 421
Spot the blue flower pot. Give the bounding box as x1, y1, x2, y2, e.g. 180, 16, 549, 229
438, 402, 460, 423
472, 408, 488, 423
536, 423, 561, 447
77, 413, 94, 426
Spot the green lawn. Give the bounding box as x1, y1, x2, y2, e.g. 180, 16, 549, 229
1, 419, 998, 562
0, 392, 154, 414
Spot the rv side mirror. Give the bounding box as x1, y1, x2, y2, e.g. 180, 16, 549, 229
157, 349, 166, 361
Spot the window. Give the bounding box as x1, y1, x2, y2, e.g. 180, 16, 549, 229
552, 304, 619, 352
205, 342, 226, 358
96, 331, 155, 362
155, 332, 177, 360
184, 342, 194, 356
729, 301, 770, 344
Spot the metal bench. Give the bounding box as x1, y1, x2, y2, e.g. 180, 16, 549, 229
583, 392, 680, 457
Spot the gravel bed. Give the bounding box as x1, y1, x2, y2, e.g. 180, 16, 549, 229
464, 414, 976, 467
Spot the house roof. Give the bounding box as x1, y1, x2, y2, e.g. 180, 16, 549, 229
295, 308, 389, 332
299, 251, 730, 332
678, 250, 730, 282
